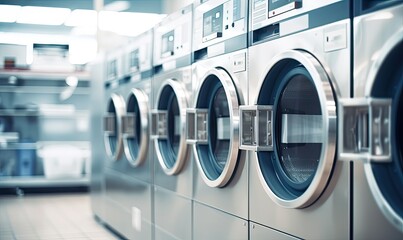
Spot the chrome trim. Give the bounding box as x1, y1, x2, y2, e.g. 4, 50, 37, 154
123, 88, 150, 167
254, 50, 337, 208
192, 68, 241, 188
153, 79, 189, 176
103, 93, 126, 162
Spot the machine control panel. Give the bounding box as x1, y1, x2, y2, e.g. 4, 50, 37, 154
153, 4, 192, 66
268, 0, 302, 18
106, 59, 117, 80
193, 0, 247, 51
129, 49, 140, 72
251, 0, 343, 32
161, 30, 175, 58
203, 5, 224, 42
125, 30, 153, 75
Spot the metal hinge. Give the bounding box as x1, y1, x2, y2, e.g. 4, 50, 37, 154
150, 110, 168, 139
103, 114, 116, 136
122, 113, 136, 138
239, 105, 273, 151
338, 98, 392, 163
186, 108, 208, 144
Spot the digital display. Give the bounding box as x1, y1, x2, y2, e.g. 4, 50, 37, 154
161, 30, 174, 57
268, 0, 299, 17
203, 5, 223, 38
107, 60, 117, 79
130, 49, 139, 70
233, 0, 243, 22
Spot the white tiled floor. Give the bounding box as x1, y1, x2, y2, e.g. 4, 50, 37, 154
0, 193, 120, 240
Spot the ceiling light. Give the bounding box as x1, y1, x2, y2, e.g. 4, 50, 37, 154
69, 37, 97, 64
65, 76, 78, 87
99, 11, 166, 36
0, 4, 21, 23
103, 1, 130, 12
17, 6, 71, 26
65, 9, 97, 27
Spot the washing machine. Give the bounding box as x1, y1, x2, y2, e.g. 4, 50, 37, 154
102, 47, 127, 236
188, 1, 248, 239
103, 41, 154, 239
109, 29, 154, 240
242, 0, 351, 239
338, 1, 403, 239
151, 5, 193, 240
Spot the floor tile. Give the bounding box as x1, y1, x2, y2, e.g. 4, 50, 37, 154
0, 193, 118, 240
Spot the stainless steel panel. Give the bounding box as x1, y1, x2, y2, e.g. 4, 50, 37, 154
353, 163, 403, 239
250, 222, 300, 240
193, 149, 248, 218
193, 0, 248, 52
249, 151, 350, 239
105, 169, 152, 222
104, 79, 153, 184
152, 66, 193, 198
193, 202, 248, 240
104, 199, 127, 237
354, 4, 403, 98
248, 20, 350, 103
89, 58, 106, 221
250, 0, 342, 31
124, 79, 154, 183
154, 148, 193, 198
154, 187, 192, 240
191, 49, 248, 218
153, 5, 192, 66
123, 29, 153, 74
352, 5, 403, 237
126, 212, 153, 240
192, 49, 248, 106
104, 198, 153, 240
248, 20, 350, 238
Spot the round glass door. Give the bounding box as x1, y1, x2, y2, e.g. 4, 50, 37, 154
123, 88, 149, 167
364, 36, 403, 231
193, 68, 241, 188
154, 79, 188, 175
256, 50, 337, 208
104, 93, 126, 161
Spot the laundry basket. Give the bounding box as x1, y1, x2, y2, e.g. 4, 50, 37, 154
39, 145, 86, 178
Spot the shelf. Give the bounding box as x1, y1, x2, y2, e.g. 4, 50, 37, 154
0, 69, 90, 81
0, 141, 90, 150
0, 109, 89, 117
0, 132, 19, 143
0, 68, 91, 190
0, 142, 37, 150
0, 176, 90, 188
0, 110, 39, 116
0, 86, 90, 95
